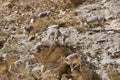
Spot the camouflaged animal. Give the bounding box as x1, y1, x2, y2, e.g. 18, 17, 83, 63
84, 15, 106, 31
64, 53, 81, 71
47, 25, 60, 40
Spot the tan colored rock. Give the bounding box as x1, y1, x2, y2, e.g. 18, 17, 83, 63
10, 60, 26, 74
30, 41, 69, 69
0, 57, 8, 74
81, 65, 93, 80
71, 70, 83, 80
4, 54, 19, 68
108, 70, 120, 80
52, 63, 70, 76
61, 74, 70, 80
31, 65, 42, 79
41, 70, 58, 80
6, 71, 18, 80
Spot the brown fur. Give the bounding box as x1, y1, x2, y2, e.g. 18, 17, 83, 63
64, 53, 81, 71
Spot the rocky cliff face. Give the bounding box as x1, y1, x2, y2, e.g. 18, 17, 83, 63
0, 0, 120, 80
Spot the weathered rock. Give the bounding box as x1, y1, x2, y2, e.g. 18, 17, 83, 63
108, 70, 120, 80
0, 0, 120, 80
70, 0, 86, 6
3, 53, 19, 68
0, 57, 8, 74
81, 65, 93, 80
30, 41, 70, 69
0, 38, 6, 49
71, 70, 84, 80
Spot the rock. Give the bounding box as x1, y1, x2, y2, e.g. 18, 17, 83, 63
37, 11, 51, 18
81, 65, 93, 80
71, 70, 83, 80
30, 42, 44, 54
30, 41, 69, 69
0, 57, 8, 74
31, 66, 42, 79
110, 50, 120, 58
10, 60, 26, 74
24, 25, 35, 37
70, 0, 86, 6
41, 70, 58, 80
28, 36, 35, 41
0, 38, 6, 49
0, 0, 120, 80
108, 70, 120, 80
61, 74, 69, 80
101, 0, 107, 3
92, 72, 102, 80
3, 53, 19, 68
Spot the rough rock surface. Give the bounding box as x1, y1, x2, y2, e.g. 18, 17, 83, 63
0, 0, 120, 80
